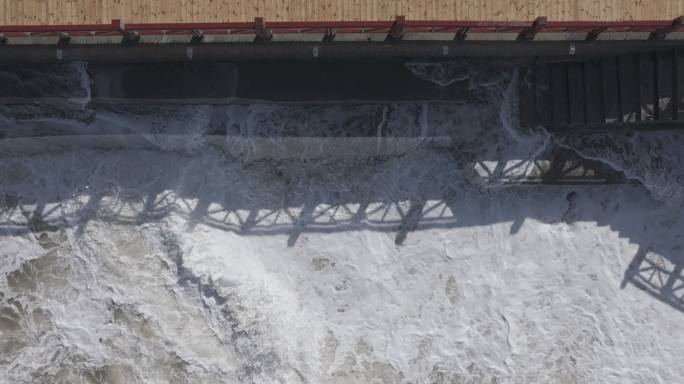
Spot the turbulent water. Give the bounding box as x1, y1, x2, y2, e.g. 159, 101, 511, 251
1, 62, 684, 383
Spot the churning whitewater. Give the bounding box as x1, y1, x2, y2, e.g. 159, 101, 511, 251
1, 62, 683, 384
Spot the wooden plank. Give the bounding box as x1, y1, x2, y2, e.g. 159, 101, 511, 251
0, 0, 679, 24
102, 0, 110, 24
638, 53, 657, 122
618, 55, 641, 123
656, 51, 674, 122
676, 50, 684, 120
25, 0, 32, 24
601, 57, 621, 123
2, 0, 684, 23
567, 62, 586, 125
550, 63, 570, 125
534, 63, 553, 126
216, 0, 225, 21
518, 66, 537, 128
64, 0, 71, 26
583, 61, 604, 124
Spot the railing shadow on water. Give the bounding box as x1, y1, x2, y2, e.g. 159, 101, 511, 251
0, 59, 682, 313
622, 245, 684, 313
1, 141, 683, 313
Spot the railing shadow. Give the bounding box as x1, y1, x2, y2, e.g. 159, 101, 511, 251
622, 245, 684, 312
1, 61, 683, 315
1, 142, 682, 313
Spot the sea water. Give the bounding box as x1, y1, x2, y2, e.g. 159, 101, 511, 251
0, 62, 683, 383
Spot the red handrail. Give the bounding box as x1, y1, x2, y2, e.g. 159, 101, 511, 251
0, 16, 680, 39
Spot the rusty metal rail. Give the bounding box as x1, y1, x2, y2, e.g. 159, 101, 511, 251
0, 16, 682, 43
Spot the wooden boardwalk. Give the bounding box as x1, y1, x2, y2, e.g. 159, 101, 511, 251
519, 50, 684, 131
1, 0, 684, 25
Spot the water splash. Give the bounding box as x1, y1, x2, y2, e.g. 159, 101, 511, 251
1, 62, 684, 384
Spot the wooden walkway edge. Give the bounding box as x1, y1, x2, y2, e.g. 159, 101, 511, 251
1, 1, 684, 25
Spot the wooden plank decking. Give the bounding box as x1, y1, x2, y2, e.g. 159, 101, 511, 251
1, 0, 683, 25
519, 49, 684, 131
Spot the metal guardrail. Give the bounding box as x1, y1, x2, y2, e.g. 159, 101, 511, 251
0, 16, 682, 43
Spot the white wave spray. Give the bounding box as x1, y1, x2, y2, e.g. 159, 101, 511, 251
1, 62, 684, 384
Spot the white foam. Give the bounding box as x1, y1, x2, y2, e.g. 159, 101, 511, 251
1, 63, 684, 383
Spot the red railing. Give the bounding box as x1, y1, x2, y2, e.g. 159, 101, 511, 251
0, 16, 681, 41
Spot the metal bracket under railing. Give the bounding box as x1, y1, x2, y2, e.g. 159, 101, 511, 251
0, 16, 681, 44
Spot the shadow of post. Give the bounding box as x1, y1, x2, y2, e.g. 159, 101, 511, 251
395, 199, 426, 245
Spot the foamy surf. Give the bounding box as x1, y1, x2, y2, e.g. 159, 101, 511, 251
0, 62, 683, 384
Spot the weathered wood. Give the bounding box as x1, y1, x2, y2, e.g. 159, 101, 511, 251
524, 48, 684, 131
638, 53, 656, 121
567, 62, 585, 125
583, 61, 604, 124
676, 50, 684, 120
618, 55, 641, 123
518, 66, 537, 128
656, 50, 674, 121
550, 63, 569, 125
533, 63, 553, 126
1, 1, 683, 24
